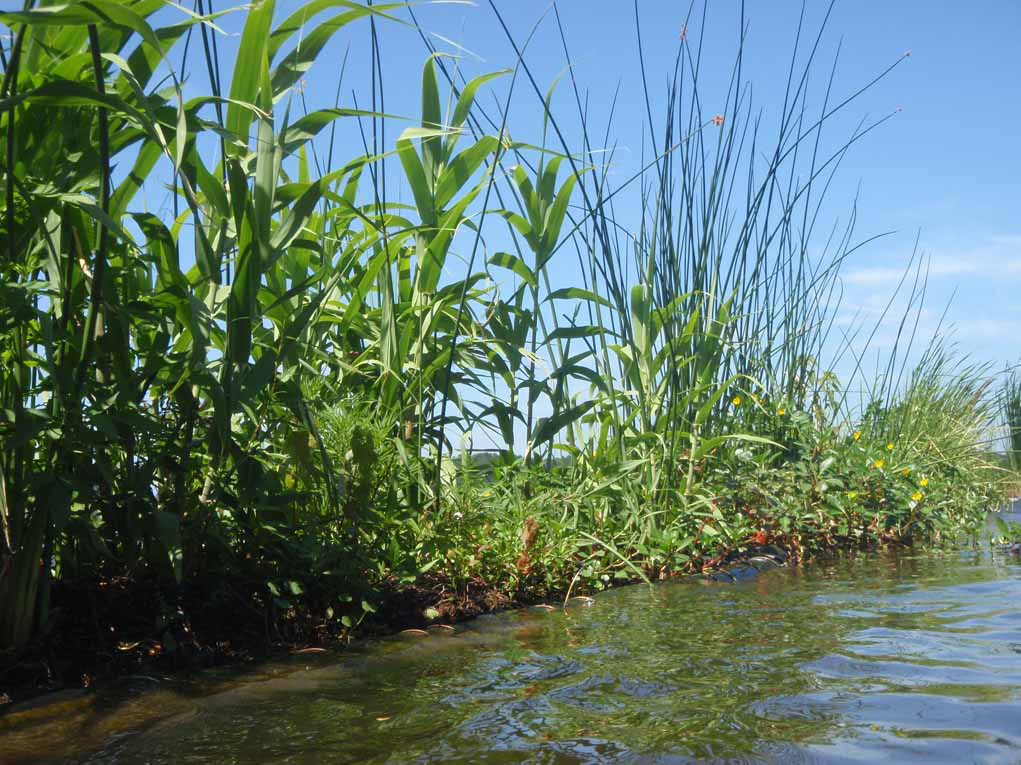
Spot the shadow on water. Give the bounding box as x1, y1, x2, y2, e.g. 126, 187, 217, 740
3, 512, 1021, 764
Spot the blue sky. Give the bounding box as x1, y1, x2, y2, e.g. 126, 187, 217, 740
178, 0, 1020, 376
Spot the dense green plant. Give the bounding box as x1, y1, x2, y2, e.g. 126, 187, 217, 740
0, 0, 1006, 660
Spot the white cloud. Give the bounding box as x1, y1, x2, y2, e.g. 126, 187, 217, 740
843, 234, 1021, 286
953, 318, 1021, 341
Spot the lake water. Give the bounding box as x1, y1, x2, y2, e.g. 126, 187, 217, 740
3, 504, 1021, 763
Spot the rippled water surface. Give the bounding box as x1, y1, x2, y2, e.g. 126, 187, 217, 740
4, 518, 1021, 763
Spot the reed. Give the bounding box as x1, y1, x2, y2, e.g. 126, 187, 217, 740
1003, 367, 1021, 473
0, 0, 1004, 655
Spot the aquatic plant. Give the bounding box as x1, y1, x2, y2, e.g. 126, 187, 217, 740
0, 0, 1005, 667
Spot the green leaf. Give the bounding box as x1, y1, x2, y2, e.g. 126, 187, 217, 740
435, 136, 498, 209
544, 325, 602, 343
420, 55, 443, 182
280, 107, 399, 155
693, 433, 780, 462
531, 400, 597, 450
546, 287, 614, 310
487, 251, 537, 289
397, 138, 434, 225
270, 4, 405, 96
226, 0, 274, 156
270, 180, 323, 252
1, 1, 164, 55
445, 68, 509, 152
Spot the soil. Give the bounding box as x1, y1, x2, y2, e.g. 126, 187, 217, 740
0, 572, 553, 710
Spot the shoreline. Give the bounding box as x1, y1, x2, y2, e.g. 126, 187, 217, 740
0, 538, 862, 713
3, 491, 1014, 710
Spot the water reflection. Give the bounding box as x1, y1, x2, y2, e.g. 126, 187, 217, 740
2, 544, 1020, 763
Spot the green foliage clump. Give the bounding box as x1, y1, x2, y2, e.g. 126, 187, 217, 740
0, 0, 1008, 663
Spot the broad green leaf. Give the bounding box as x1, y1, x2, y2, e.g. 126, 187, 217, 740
546, 287, 614, 311
420, 55, 443, 183
226, 0, 274, 156
445, 68, 509, 153
487, 251, 537, 289
397, 138, 434, 225
531, 400, 596, 449
280, 107, 400, 155
434, 135, 497, 210
1, 1, 163, 55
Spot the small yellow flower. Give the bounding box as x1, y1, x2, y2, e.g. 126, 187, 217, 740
732, 395, 742, 406
920, 477, 929, 487
777, 407, 786, 416
902, 467, 911, 475
482, 490, 492, 498
912, 491, 923, 501
853, 431, 861, 441
886, 443, 894, 451
873, 459, 885, 469
847, 491, 858, 500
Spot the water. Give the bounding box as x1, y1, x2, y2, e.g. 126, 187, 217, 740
4, 510, 1021, 763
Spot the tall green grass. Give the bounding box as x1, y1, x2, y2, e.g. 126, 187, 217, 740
1003, 367, 1021, 474
0, 0, 1004, 653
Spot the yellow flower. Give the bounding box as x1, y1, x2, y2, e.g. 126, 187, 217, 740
847, 491, 858, 500
777, 407, 786, 416
902, 467, 911, 475
912, 491, 923, 501
920, 477, 929, 487
732, 395, 742, 406
873, 459, 885, 469
482, 490, 492, 498
886, 443, 894, 451
853, 431, 861, 441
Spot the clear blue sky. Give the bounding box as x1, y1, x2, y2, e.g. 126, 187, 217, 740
159, 0, 1020, 417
